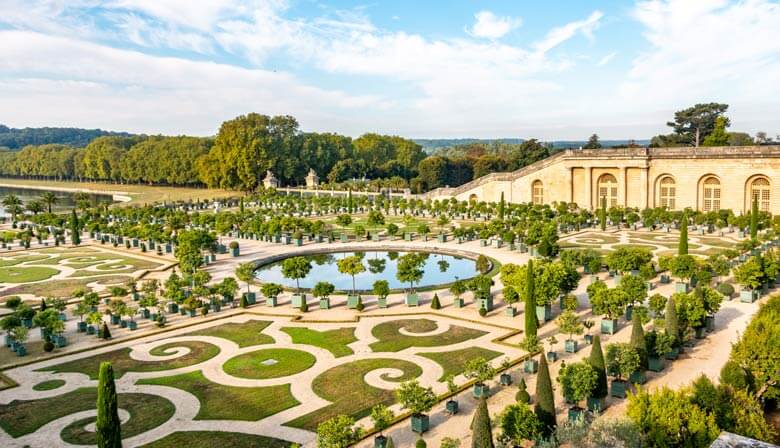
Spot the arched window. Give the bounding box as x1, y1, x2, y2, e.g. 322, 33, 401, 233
597, 174, 618, 207
702, 177, 721, 212
532, 180, 544, 204
659, 177, 676, 210
750, 177, 770, 211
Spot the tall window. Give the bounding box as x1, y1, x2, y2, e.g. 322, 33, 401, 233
532, 180, 544, 204
659, 176, 676, 209
702, 177, 721, 212
598, 174, 618, 207
750, 177, 770, 211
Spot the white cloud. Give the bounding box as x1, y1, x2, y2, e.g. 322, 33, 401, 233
621, 0, 780, 113
468, 10, 522, 39
597, 52, 617, 66
533, 10, 603, 54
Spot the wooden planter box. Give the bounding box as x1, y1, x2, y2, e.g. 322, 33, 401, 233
665, 347, 679, 360
547, 351, 558, 362
500, 373, 512, 386
705, 315, 715, 332
476, 297, 493, 312
740, 289, 758, 303
266, 297, 278, 307
347, 295, 361, 309
610, 380, 628, 398
676, 282, 689, 293
694, 326, 706, 339
564, 339, 579, 353
584, 334, 594, 344
625, 305, 633, 322
505, 306, 517, 317
377, 297, 388, 308
291, 294, 306, 309
453, 297, 465, 308
319, 298, 330, 309
568, 406, 586, 422
523, 359, 539, 373
405, 293, 419, 307
629, 370, 646, 385
411, 414, 429, 433
587, 396, 605, 412
648, 356, 664, 372
601, 318, 618, 335
473, 383, 490, 398
535, 304, 552, 322
445, 399, 459, 414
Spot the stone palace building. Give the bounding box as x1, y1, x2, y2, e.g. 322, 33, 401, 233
424, 146, 780, 215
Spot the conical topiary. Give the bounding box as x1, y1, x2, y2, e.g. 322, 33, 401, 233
678, 214, 688, 255
534, 354, 556, 436
386, 437, 395, 448
416, 438, 426, 448
96, 362, 122, 448
431, 293, 441, 310
630, 311, 647, 370
750, 195, 759, 241
589, 334, 608, 398
665, 295, 679, 347
516, 377, 531, 403
471, 396, 494, 448
240, 294, 248, 308
101, 322, 111, 340
525, 259, 537, 338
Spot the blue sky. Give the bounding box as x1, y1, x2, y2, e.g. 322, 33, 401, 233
0, 0, 778, 140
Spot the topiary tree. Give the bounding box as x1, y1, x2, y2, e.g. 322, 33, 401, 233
557, 309, 583, 343
516, 378, 531, 404
464, 357, 496, 388
260, 282, 283, 300
630, 311, 648, 370
396, 253, 425, 294
396, 380, 437, 419
605, 343, 640, 382
370, 404, 394, 438
750, 195, 759, 241
534, 354, 556, 436
281, 256, 312, 295
589, 335, 608, 399
471, 396, 494, 448
476, 255, 491, 275
235, 262, 255, 296
525, 259, 537, 338
557, 361, 598, 405
337, 255, 366, 295
313, 281, 335, 301
96, 362, 121, 448
430, 293, 441, 310
665, 295, 680, 347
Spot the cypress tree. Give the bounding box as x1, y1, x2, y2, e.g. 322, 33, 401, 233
101, 322, 111, 340
498, 192, 505, 220
599, 196, 607, 231
430, 293, 441, 310
589, 334, 608, 399
40, 298, 47, 311
347, 189, 353, 213
630, 311, 647, 370
471, 396, 494, 448
665, 295, 680, 347
534, 354, 556, 436
678, 214, 688, 255
71, 209, 81, 246
96, 362, 122, 448
524, 260, 537, 338
750, 195, 759, 241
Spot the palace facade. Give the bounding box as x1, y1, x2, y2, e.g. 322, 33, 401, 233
424, 146, 780, 214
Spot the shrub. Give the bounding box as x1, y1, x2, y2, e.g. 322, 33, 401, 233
430, 293, 441, 310
478, 306, 488, 317
720, 360, 752, 392
415, 439, 426, 448
229, 241, 239, 249
516, 378, 531, 403
43, 341, 55, 352
716, 282, 734, 298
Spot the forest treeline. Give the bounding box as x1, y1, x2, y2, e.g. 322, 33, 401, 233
0, 124, 132, 150
0, 114, 552, 192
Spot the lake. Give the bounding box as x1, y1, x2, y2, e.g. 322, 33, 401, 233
255, 250, 479, 291
0, 185, 115, 217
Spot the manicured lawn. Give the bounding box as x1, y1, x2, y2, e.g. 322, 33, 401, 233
419, 346, 503, 381
141, 431, 291, 448
0, 387, 173, 439
0, 254, 50, 267
281, 327, 357, 357
39, 341, 220, 379
1, 275, 131, 298
695, 237, 739, 248
60, 393, 175, 444
191, 320, 274, 347
223, 348, 316, 379
369, 319, 487, 352
138, 370, 298, 421
32, 379, 66, 391
286, 358, 422, 431
0, 266, 60, 283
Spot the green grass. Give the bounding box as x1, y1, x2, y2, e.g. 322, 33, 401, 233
138, 370, 298, 421
1, 275, 131, 298
695, 237, 739, 248
60, 393, 175, 445
281, 327, 357, 357
223, 348, 316, 379
0, 266, 60, 283
141, 431, 291, 448
0, 254, 50, 267
39, 341, 220, 379
369, 319, 487, 352
0, 387, 173, 439
190, 320, 274, 347
419, 346, 503, 381
285, 358, 422, 431
32, 379, 66, 391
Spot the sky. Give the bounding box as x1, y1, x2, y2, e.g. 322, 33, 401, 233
0, 0, 778, 140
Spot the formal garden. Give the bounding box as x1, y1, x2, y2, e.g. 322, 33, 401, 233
0, 189, 777, 447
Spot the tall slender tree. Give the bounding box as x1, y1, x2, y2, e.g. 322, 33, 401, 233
599, 195, 607, 231
665, 295, 680, 347
589, 334, 608, 399
534, 354, 556, 436
498, 191, 505, 220
630, 312, 648, 370
678, 214, 688, 255
471, 396, 494, 448
96, 362, 122, 448
524, 260, 537, 338
750, 195, 759, 241
71, 209, 81, 246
